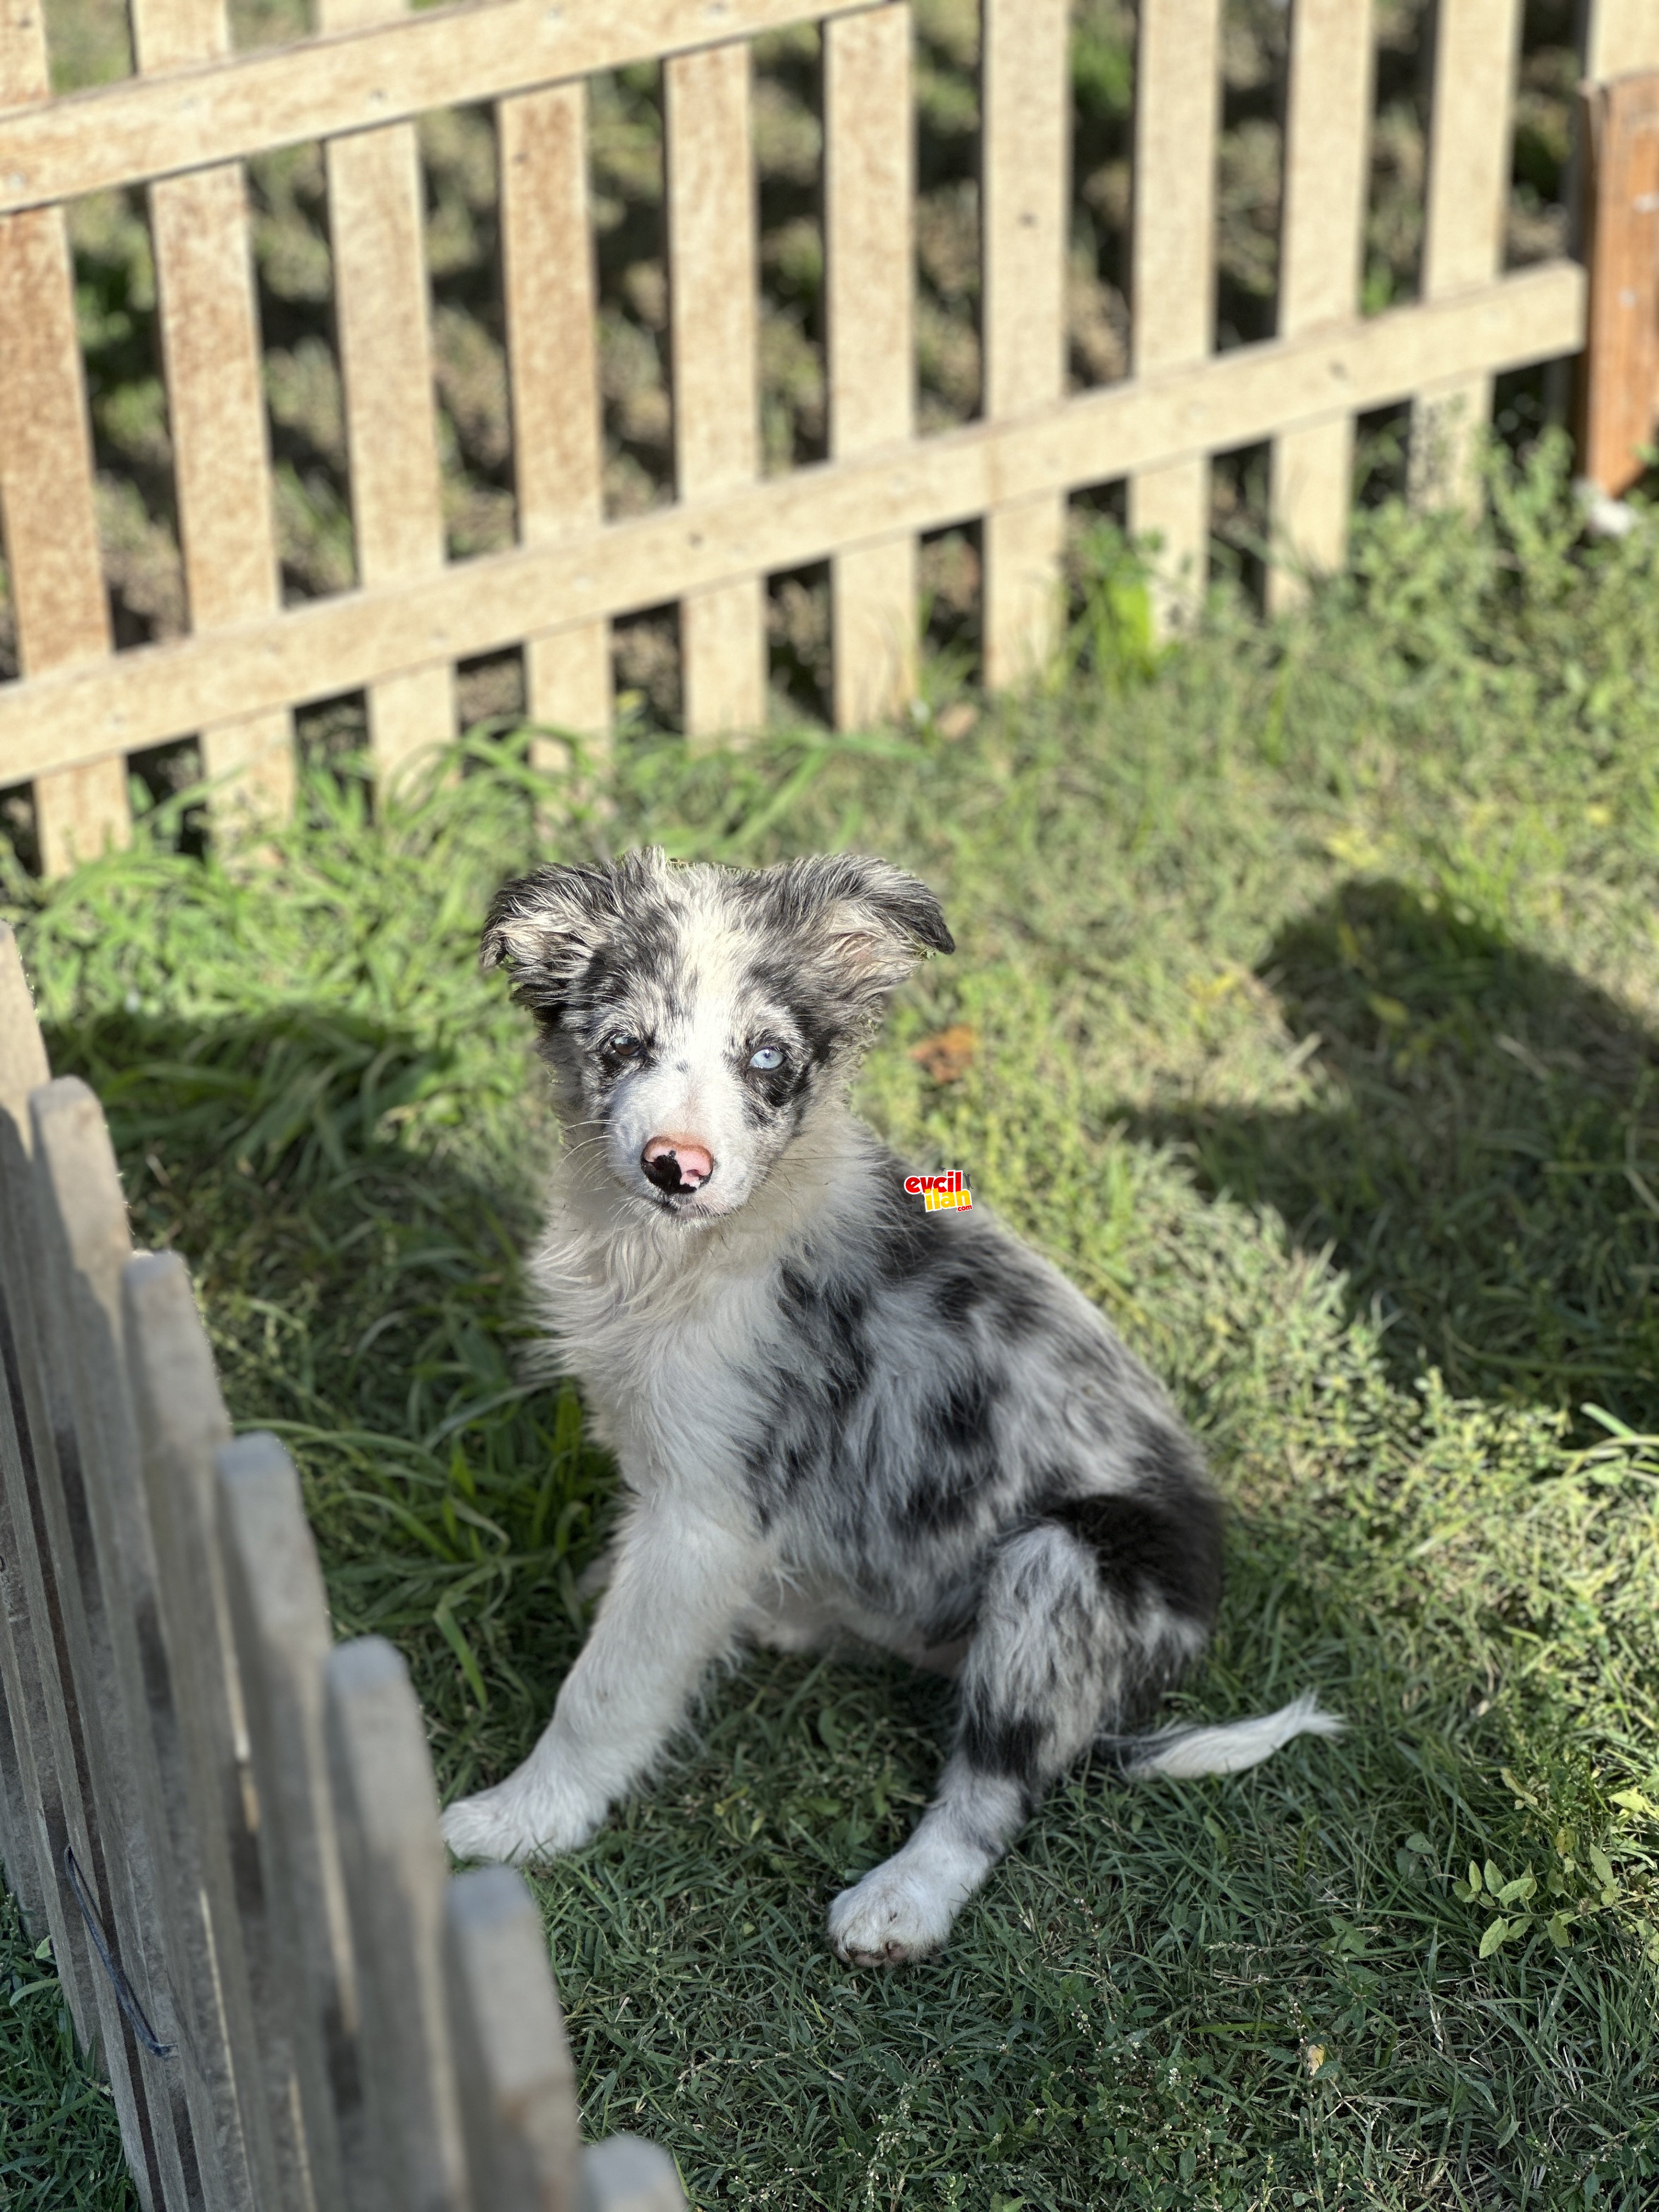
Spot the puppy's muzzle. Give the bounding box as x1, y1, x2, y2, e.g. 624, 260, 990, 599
641, 1136, 715, 1195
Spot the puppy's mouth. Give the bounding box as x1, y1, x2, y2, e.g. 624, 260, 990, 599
642, 1184, 726, 1225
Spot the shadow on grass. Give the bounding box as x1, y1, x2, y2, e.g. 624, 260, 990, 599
41, 1000, 614, 1787
1126, 879, 1659, 1429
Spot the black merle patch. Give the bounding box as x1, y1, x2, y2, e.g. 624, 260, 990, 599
1047, 1486, 1223, 1627
957, 1693, 1043, 1796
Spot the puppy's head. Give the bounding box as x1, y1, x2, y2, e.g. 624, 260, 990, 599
482, 848, 952, 1222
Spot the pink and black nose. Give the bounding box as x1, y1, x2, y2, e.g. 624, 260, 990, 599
641, 1136, 715, 1195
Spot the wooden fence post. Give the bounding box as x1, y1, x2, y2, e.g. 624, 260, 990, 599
325, 1637, 470, 2211
1413, 0, 1523, 511
319, 0, 456, 789
501, 80, 612, 772
218, 1430, 374, 2212
443, 1865, 580, 2211
31, 1077, 253, 2209
133, 0, 296, 831
1128, 0, 1223, 634
981, 0, 1070, 686
826, 2, 917, 726
122, 1253, 312, 2208
1576, 71, 1659, 499
0, 985, 165, 2211
666, 40, 767, 745
1267, 0, 1375, 610
0, 12, 125, 873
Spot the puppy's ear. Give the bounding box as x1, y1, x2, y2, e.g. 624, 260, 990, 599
758, 853, 953, 1009
481, 850, 667, 1014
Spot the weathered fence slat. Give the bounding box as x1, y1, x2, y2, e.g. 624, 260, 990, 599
0, 259, 1587, 788
1588, 0, 1659, 76
1127, 0, 1223, 632
1267, 0, 1375, 610
1414, 0, 1524, 509
0, 931, 49, 1932
123, 1252, 312, 2209
501, 80, 612, 768
0, 0, 876, 219
443, 1865, 580, 2212
0, 7, 125, 875
666, 38, 766, 744
0, 934, 164, 2200
325, 1636, 470, 2211
135, 0, 296, 830
1577, 71, 1659, 498
825, 2, 916, 727
981, 0, 1069, 685
31, 1077, 251, 2210
321, 0, 455, 785
217, 1430, 370, 2212
28, 1084, 228, 2212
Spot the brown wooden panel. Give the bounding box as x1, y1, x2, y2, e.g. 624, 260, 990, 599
826, 2, 915, 725
1577, 72, 1659, 499
1128, 0, 1222, 630
981, 0, 1067, 684
666, 40, 765, 742
1267, 0, 1374, 608
500, 80, 611, 765
0, 262, 1588, 782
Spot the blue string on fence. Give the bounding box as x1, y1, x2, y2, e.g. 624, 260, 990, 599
62, 1843, 174, 2059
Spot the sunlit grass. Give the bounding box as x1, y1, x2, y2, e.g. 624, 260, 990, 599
5, 443, 1659, 2208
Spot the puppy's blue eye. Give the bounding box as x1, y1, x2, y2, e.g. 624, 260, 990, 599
749, 1045, 783, 1071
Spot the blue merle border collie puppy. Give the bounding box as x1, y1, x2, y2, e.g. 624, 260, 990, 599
439, 848, 1340, 1965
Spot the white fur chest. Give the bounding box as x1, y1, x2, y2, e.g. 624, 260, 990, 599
531, 1201, 781, 1506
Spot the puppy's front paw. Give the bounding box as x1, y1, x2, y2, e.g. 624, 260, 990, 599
827, 1858, 957, 1967
440, 1773, 603, 1866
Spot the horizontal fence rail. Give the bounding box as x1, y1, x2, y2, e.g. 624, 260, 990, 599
0, 263, 1590, 783
0, 0, 1654, 881
0, 920, 685, 2212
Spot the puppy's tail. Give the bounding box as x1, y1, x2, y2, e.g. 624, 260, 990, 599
1102, 1691, 1344, 1781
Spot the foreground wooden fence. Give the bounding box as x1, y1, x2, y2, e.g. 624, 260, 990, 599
0, 917, 683, 2210
1, 0, 1657, 874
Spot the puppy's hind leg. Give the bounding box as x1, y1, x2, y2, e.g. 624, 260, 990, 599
827, 1514, 1203, 1966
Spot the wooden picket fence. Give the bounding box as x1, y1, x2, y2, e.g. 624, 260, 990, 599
1, 0, 1657, 877
0, 917, 683, 2210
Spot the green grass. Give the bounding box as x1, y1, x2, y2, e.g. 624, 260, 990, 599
5, 443, 1659, 2208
